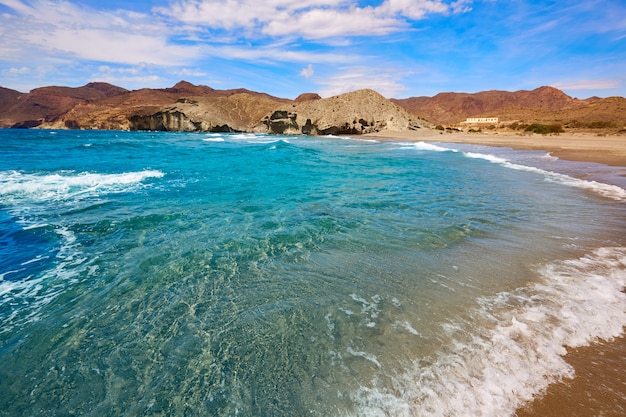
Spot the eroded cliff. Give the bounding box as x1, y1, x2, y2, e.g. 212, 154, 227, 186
260, 89, 428, 135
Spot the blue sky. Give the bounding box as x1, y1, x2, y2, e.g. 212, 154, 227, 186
1, 0, 625, 99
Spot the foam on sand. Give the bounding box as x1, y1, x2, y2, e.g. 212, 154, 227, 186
350, 247, 626, 417
464, 151, 626, 201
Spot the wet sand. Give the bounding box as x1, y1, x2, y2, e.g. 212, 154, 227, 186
366, 129, 626, 417
365, 130, 626, 167
516, 336, 626, 417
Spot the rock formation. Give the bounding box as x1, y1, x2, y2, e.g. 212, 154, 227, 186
260, 89, 427, 135
129, 94, 285, 132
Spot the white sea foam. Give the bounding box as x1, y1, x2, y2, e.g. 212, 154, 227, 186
463, 151, 626, 201
347, 347, 382, 368
0, 169, 163, 330
224, 133, 274, 142
540, 152, 559, 161
226, 133, 289, 144
465, 151, 509, 164
0, 226, 90, 334
350, 293, 382, 327
412, 142, 457, 153
393, 320, 421, 336
349, 247, 626, 417
0, 169, 164, 205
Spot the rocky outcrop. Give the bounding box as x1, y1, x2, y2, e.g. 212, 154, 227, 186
129, 109, 207, 132
129, 94, 286, 132
261, 89, 427, 135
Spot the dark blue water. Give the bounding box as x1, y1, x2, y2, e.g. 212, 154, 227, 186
1, 129, 624, 416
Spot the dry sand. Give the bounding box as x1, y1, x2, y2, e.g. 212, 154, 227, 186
366, 128, 626, 417
365, 129, 626, 167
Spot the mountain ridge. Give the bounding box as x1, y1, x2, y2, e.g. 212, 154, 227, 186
1, 82, 624, 132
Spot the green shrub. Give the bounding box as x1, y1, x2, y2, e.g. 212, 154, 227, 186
524, 123, 564, 134
435, 125, 445, 131
565, 120, 616, 129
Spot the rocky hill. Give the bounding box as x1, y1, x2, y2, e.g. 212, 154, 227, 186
128, 94, 287, 132
391, 86, 587, 125
261, 89, 427, 135
0, 81, 291, 130
1, 83, 129, 128
0, 87, 23, 123
467, 96, 626, 128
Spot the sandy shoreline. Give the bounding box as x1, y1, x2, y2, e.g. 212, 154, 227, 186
366, 129, 626, 416
364, 130, 626, 168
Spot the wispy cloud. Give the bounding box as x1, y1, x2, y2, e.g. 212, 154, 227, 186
316, 66, 411, 98
7, 66, 30, 75
553, 79, 622, 91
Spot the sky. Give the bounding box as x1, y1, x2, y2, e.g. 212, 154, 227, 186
0, 0, 625, 99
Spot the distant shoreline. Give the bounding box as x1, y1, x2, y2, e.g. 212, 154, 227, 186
364, 130, 626, 167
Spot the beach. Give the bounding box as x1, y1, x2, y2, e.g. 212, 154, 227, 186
366, 130, 626, 167
367, 129, 626, 417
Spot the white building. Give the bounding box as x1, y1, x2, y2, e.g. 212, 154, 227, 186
464, 117, 499, 124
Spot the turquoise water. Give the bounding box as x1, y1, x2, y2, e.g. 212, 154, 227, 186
1, 129, 625, 416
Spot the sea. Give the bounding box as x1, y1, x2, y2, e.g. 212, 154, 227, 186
1, 129, 624, 417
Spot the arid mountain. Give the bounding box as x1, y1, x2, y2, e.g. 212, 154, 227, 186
0, 81, 290, 130
392, 86, 587, 125
471, 96, 626, 128
1, 83, 129, 128
1, 81, 624, 133
160, 81, 291, 103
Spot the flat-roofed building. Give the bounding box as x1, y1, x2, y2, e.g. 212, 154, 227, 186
463, 117, 499, 123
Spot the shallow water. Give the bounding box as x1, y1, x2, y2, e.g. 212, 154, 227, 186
0, 130, 624, 416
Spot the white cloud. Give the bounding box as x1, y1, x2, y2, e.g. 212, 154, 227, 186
378, 0, 450, 19
0, 0, 199, 65
553, 79, 622, 91
159, 0, 468, 40
94, 65, 162, 85
262, 5, 402, 39
300, 64, 314, 78
158, 0, 350, 29
174, 68, 209, 77
316, 66, 410, 98
8, 66, 30, 74
200, 44, 353, 64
